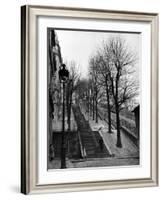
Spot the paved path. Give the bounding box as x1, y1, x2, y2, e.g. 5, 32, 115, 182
80, 104, 139, 159
72, 105, 110, 158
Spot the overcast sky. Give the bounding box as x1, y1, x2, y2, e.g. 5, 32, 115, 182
55, 29, 140, 78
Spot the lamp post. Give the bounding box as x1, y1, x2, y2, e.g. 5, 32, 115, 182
58, 64, 69, 169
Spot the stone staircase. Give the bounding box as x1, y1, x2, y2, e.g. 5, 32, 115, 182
72, 105, 109, 158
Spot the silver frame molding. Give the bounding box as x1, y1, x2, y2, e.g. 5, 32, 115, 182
21, 5, 159, 194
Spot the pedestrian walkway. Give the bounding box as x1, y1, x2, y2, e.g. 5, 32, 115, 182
80, 104, 139, 159
72, 104, 110, 158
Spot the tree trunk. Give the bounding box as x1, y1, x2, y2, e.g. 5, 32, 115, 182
68, 92, 72, 131
115, 102, 122, 147
90, 96, 92, 117
66, 86, 70, 130
105, 79, 112, 133
115, 76, 122, 148
61, 82, 66, 168
95, 88, 98, 123
93, 95, 95, 120
66, 82, 72, 132
87, 91, 90, 117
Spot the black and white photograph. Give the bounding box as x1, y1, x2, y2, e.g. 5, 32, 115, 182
47, 28, 140, 170
20, 5, 158, 194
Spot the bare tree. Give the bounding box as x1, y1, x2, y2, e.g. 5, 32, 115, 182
89, 36, 138, 147
75, 78, 88, 102
66, 61, 80, 131
89, 57, 102, 123
89, 50, 113, 132
96, 52, 113, 133
103, 36, 138, 147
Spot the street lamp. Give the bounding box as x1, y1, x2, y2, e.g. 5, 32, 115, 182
58, 64, 69, 169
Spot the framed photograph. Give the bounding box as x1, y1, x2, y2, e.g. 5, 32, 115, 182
21, 5, 159, 194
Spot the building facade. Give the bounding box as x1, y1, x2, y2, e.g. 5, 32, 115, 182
47, 29, 63, 158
